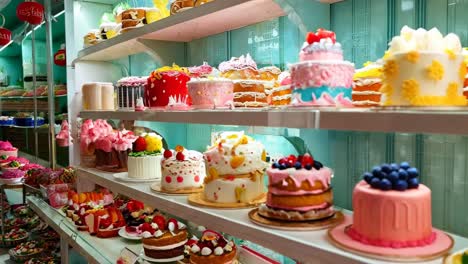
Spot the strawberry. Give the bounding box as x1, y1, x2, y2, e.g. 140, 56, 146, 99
99, 217, 112, 229
302, 153, 314, 166
140, 222, 154, 233
163, 149, 173, 159
133, 137, 147, 152
176, 152, 185, 161
287, 155, 297, 165
278, 158, 287, 165
306, 32, 320, 44
152, 215, 166, 230
316, 28, 336, 43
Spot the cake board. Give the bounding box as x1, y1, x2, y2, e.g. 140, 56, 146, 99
328, 215, 454, 262
188, 193, 266, 209
150, 182, 203, 196
112, 173, 160, 183
140, 252, 184, 263
249, 209, 344, 231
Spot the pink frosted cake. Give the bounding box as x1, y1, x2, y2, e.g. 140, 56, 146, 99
348, 162, 435, 248
0, 141, 18, 157
290, 29, 354, 106
259, 154, 334, 221
188, 63, 233, 109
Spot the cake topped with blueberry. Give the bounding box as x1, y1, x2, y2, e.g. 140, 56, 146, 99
362, 161, 419, 191
259, 153, 335, 221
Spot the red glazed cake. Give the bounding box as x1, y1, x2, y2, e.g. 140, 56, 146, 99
189, 230, 237, 264
145, 64, 191, 109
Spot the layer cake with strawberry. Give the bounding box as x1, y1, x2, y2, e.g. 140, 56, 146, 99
290, 28, 354, 106
259, 153, 335, 221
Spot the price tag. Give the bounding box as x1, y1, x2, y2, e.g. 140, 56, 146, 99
119, 247, 139, 264
71, 232, 77, 241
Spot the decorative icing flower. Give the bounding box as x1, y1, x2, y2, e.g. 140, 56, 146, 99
446, 82, 459, 97
144, 134, 163, 152
427, 60, 444, 81
459, 62, 467, 82
402, 79, 420, 103
380, 84, 394, 97
445, 49, 457, 60
406, 51, 420, 63
383, 60, 398, 79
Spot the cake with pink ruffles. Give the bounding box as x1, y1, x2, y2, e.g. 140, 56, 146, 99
95, 130, 136, 172
290, 28, 354, 106
0, 141, 18, 158
187, 62, 233, 109
56, 120, 72, 147
80, 119, 113, 168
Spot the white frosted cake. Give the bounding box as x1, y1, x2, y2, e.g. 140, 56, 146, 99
203, 131, 268, 203
161, 146, 206, 192
127, 133, 163, 179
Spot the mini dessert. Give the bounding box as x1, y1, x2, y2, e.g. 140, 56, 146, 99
127, 133, 164, 179
122, 200, 155, 236
353, 60, 383, 107
203, 131, 268, 204
3, 217, 27, 231
0, 228, 28, 246
0, 116, 14, 126
347, 162, 435, 248
10, 241, 44, 261
161, 146, 206, 192
121, 8, 146, 31
99, 22, 120, 40
88, 207, 126, 238
0, 140, 18, 157
145, 64, 191, 109
56, 120, 72, 147
219, 54, 267, 108
271, 71, 292, 106
25, 257, 58, 264
83, 30, 101, 47
170, 0, 195, 14
189, 230, 237, 264
290, 29, 354, 106
259, 153, 334, 221
188, 63, 234, 109
0, 169, 25, 183
381, 26, 466, 106
116, 76, 147, 109
141, 215, 188, 261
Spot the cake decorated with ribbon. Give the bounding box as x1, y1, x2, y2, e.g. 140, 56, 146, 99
259, 153, 334, 221
203, 131, 267, 204
187, 62, 234, 109
219, 54, 268, 108
141, 215, 188, 261
347, 162, 435, 248
145, 64, 191, 109
189, 230, 236, 264
127, 133, 163, 180
353, 60, 383, 107
161, 145, 206, 193
381, 26, 466, 106
290, 29, 354, 106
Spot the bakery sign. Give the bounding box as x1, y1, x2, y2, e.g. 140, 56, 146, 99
17, 1, 44, 25
0, 14, 10, 46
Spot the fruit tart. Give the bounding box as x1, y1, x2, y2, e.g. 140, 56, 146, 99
84, 206, 126, 238
25, 257, 58, 264
39, 229, 60, 241
189, 230, 237, 264
122, 200, 157, 237
12, 204, 33, 217
9, 241, 44, 262
0, 228, 28, 247
3, 217, 27, 231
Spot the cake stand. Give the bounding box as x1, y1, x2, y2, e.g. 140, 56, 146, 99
328, 215, 454, 262
151, 182, 203, 196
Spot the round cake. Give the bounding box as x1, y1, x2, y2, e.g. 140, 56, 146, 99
353, 60, 383, 107
189, 230, 236, 264
127, 133, 163, 179
161, 146, 206, 192
347, 162, 435, 248
203, 131, 267, 203
381, 26, 466, 106
0, 141, 18, 157
259, 153, 334, 221
141, 216, 188, 261
271, 71, 292, 106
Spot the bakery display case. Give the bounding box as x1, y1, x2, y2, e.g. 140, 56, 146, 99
9, 0, 468, 263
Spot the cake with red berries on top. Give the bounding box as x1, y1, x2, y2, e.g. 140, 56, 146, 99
141, 215, 188, 261
127, 133, 164, 180
84, 207, 126, 238
145, 64, 191, 109
259, 153, 335, 221
122, 200, 157, 237
189, 230, 237, 264
161, 145, 206, 193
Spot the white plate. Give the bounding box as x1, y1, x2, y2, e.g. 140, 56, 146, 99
444, 248, 466, 263
0, 177, 23, 184
118, 228, 141, 241
140, 252, 184, 263
112, 173, 160, 183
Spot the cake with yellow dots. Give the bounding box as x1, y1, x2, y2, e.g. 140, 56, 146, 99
203, 131, 268, 204
381, 26, 466, 106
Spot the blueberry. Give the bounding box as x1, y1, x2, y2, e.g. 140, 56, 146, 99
394, 180, 408, 191
363, 172, 373, 184
381, 164, 391, 173
314, 160, 323, 169
272, 162, 280, 169
398, 169, 408, 181
380, 172, 388, 180
400, 162, 410, 170
408, 177, 419, 189
371, 166, 382, 177
380, 178, 392, 190
390, 163, 400, 171
294, 162, 302, 170
370, 177, 381, 189
407, 167, 419, 178
305, 164, 313, 170
388, 171, 399, 184
279, 164, 287, 170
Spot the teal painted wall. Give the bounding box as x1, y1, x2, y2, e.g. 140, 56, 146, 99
0, 57, 23, 86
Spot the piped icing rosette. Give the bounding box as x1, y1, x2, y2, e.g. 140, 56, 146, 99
141, 215, 188, 261
189, 230, 236, 264
146, 64, 191, 108
259, 153, 335, 221
381, 26, 466, 106
161, 146, 206, 192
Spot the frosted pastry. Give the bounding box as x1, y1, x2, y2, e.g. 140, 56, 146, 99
353, 60, 383, 107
